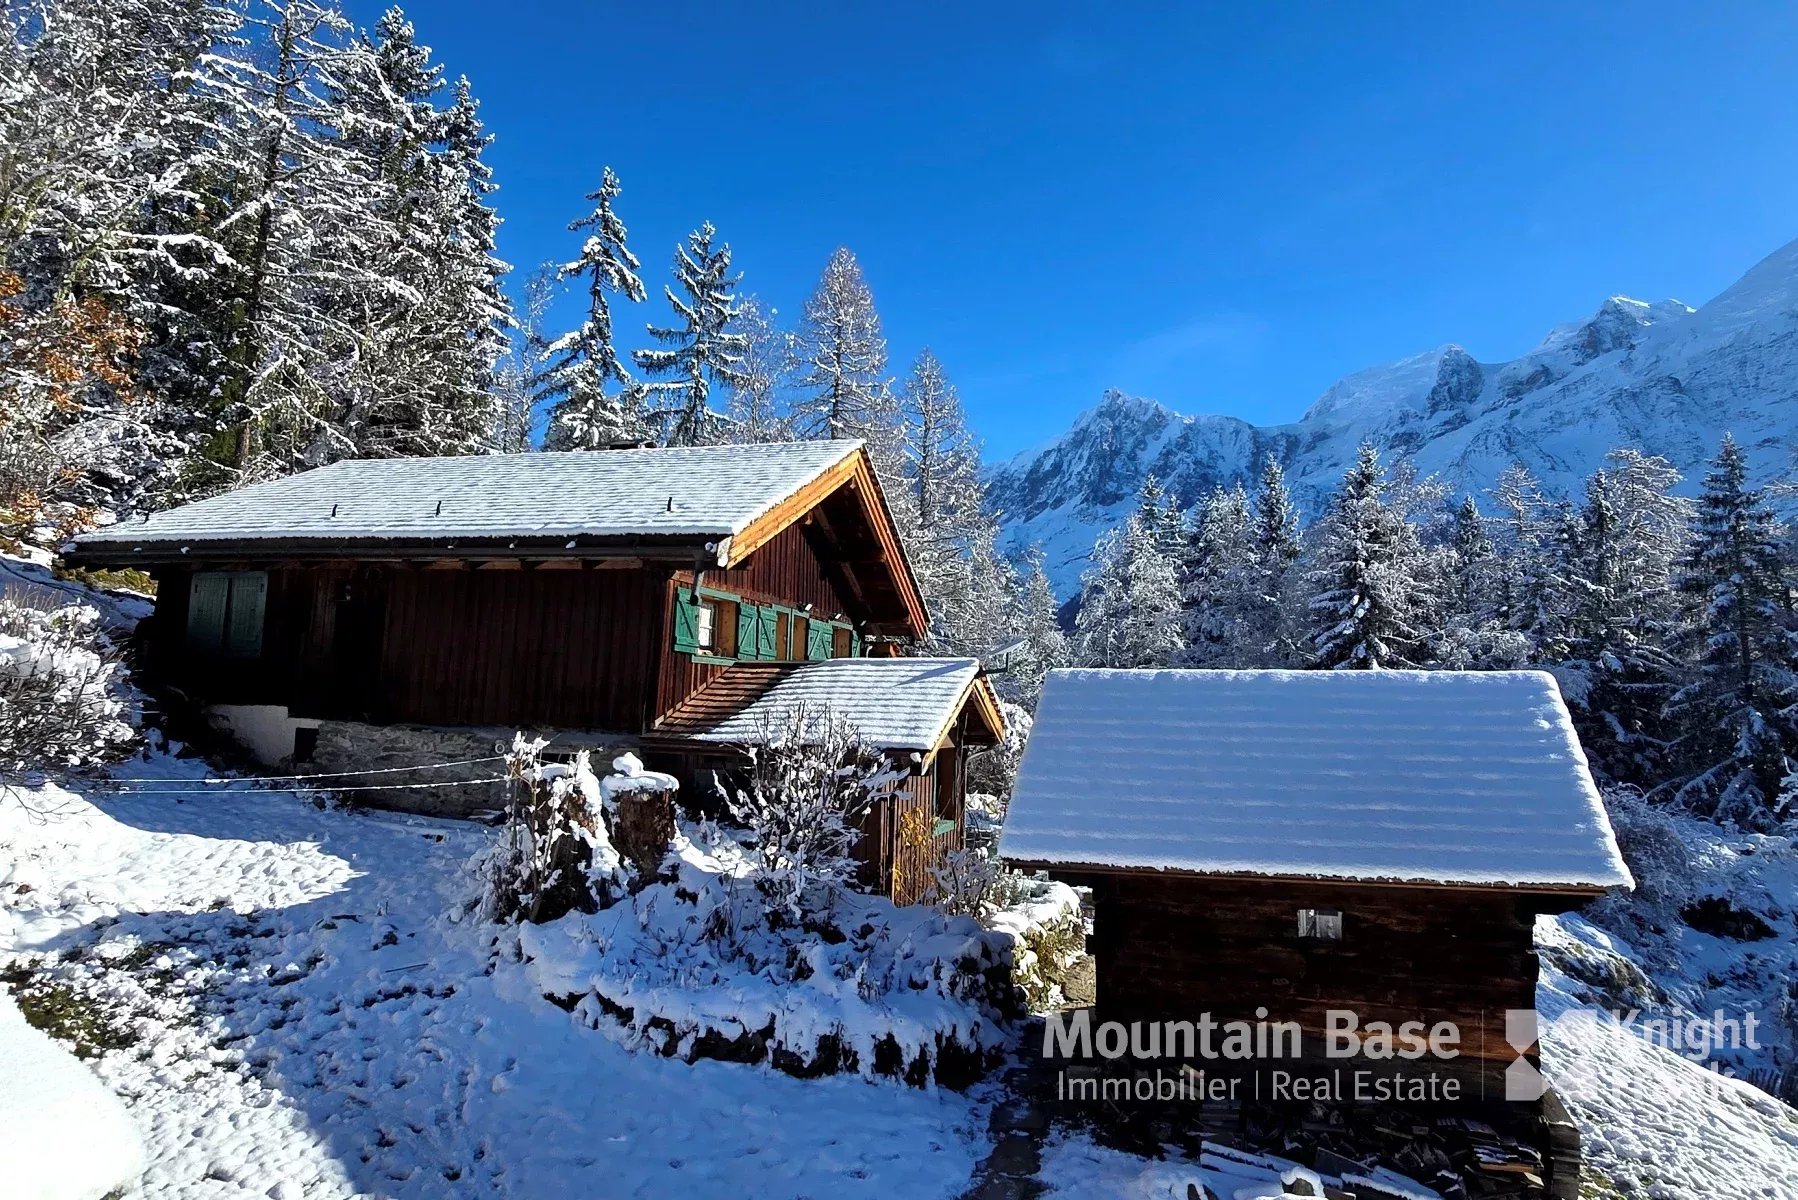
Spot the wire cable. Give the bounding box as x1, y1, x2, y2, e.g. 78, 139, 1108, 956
99, 755, 507, 785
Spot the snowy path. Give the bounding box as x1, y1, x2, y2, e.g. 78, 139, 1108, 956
0, 763, 987, 1199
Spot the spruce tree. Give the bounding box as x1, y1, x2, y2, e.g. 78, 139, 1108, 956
541, 166, 648, 450
1665, 436, 1797, 826
1074, 496, 1185, 669
1007, 546, 1070, 707
633, 222, 748, 447
1179, 484, 1256, 666
1303, 443, 1432, 669
1247, 455, 1303, 664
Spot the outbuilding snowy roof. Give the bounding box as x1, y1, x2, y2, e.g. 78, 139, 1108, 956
73, 440, 863, 552
657, 658, 1002, 754
999, 669, 1632, 891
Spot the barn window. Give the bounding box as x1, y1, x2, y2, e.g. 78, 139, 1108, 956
186, 571, 266, 658
1297, 908, 1343, 941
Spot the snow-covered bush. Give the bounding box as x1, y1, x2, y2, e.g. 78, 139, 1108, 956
1598, 787, 1701, 911
0, 597, 134, 778
985, 874, 1085, 1013
516, 817, 1019, 1087
479, 738, 646, 924
729, 704, 904, 924
923, 846, 1008, 919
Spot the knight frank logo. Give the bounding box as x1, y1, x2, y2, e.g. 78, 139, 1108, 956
1503, 1009, 1546, 1102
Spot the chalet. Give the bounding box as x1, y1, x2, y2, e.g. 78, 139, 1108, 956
999, 668, 1633, 1086
65, 440, 1004, 902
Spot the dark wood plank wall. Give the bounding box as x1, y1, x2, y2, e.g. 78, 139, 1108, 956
852, 749, 967, 906
149, 517, 859, 733
654, 521, 856, 721
365, 566, 665, 729
1087, 874, 1541, 1063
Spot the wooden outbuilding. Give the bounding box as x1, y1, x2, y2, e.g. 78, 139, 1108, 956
65, 440, 1002, 902
999, 668, 1633, 1091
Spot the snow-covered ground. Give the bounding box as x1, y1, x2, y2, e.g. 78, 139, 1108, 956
1538, 945, 1798, 1199
0, 759, 989, 1199
7, 747, 1798, 1198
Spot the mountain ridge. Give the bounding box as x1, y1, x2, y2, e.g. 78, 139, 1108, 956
990, 238, 1798, 597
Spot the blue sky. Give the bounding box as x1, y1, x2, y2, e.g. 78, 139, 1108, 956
349, 2, 1798, 460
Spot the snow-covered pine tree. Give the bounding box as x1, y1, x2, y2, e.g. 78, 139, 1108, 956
633, 222, 748, 447
1553, 452, 1692, 785
1664, 436, 1797, 827
1004, 546, 1070, 708
1432, 494, 1528, 669
1178, 484, 1257, 667
1074, 492, 1185, 670
1303, 442, 1432, 670
1136, 473, 1187, 559
1487, 462, 1556, 653
727, 296, 792, 443
894, 347, 1012, 652
791, 247, 900, 469
900, 349, 984, 535
204, 0, 379, 482
492, 266, 555, 454
540, 166, 649, 451
0, 0, 246, 515
330, 16, 508, 459
1245, 454, 1303, 665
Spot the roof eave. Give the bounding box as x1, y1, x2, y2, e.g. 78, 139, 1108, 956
61, 533, 727, 568
997, 859, 1618, 896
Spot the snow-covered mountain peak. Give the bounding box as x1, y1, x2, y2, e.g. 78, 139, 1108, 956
992, 234, 1798, 598
1300, 345, 1465, 427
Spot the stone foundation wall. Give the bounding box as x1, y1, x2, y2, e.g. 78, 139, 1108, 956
306, 720, 637, 821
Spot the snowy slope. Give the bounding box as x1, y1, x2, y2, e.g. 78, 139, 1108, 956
992, 238, 1798, 597
0, 768, 988, 1198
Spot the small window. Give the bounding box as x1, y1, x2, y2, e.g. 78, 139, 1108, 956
1298, 908, 1343, 941
694, 599, 718, 652
832, 625, 852, 659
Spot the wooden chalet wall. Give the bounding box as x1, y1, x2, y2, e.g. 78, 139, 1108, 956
144, 516, 868, 736
1087, 874, 1542, 1066
654, 520, 859, 721
149, 562, 666, 731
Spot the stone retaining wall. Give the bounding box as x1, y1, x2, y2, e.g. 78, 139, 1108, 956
305, 720, 637, 820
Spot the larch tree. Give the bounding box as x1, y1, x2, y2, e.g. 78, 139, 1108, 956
727, 295, 792, 443
1664, 435, 1797, 827
541, 166, 648, 450
791, 247, 899, 469
1303, 442, 1432, 670
633, 222, 748, 447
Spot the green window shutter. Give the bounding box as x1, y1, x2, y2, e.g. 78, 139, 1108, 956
187, 573, 228, 654
756, 605, 779, 659
737, 604, 759, 660
807, 621, 833, 661
672, 592, 700, 653
851, 630, 863, 658
224, 572, 267, 658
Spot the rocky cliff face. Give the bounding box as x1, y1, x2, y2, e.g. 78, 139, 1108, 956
991, 239, 1798, 597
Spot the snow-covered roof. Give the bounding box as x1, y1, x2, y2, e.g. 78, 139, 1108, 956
1000, 669, 1633, 891
73, 441, 863, 550
661, 658, 996, 753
